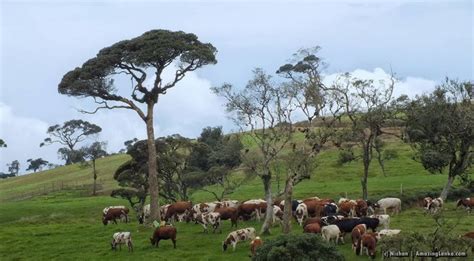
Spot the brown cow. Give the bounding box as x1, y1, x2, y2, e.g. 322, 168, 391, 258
165, 201, 192, 222
461, 231, 474, 251
250, 236, 263, 256
214, 207, 238, 228
351, 224, 367, 252
339, 201, 356, 217
355, 199, 368, 217
303, 217, 322, 227
457, 198, 474, 212
356, 232, 377, 259
150, 226, 177, 248
103, 208, 128, 225
238, 203, 260, 221
303, 223, 321, 234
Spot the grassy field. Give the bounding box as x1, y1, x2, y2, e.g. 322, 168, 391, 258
0, 138, 473, 260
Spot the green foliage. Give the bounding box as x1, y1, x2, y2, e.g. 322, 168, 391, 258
337, 149, 356, 165
7, 160, 20, 176
383, 149, 398, 160
253, 234, 344, 261
26, 158, 49, 173
0, 138, 6, 148
82, 141, 107, 161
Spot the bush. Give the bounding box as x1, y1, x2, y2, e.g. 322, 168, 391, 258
253, 234, 344, 261
337, 149, 355, 165
383, 149, 398, 160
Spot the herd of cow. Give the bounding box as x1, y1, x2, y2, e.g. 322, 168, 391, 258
102, 196, 474, 259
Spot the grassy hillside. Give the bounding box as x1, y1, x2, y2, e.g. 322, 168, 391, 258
0, 137, 472, 260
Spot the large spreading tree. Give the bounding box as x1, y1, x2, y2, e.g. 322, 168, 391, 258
404, 79, 473, 200
58, 30, 217, 221
40, 119, 101, 165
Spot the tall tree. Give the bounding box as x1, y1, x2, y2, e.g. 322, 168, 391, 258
404, 79, 473, 200
7, 160, 20, 176
82, 141, 108, 195
40, 119, 101, 164
331, 73, 397, 200
26, 158, 49, 173
276, 47, 342, 234
0, 139, 6, 148
58, 29, 217, 221
213, 69, 294, 235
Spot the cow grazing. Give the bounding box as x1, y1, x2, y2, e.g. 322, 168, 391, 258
250, 236, 263, 257
216, 200, 240, 209
150, 226, 177, 249
303, 223, 321, 234
191, 202, 217, 220
304, 217, 322, 227
369, 214, 390, 229
322, 225, 344, 245
359, 217, 379, 232
111, 232, 133, 252
374, 198, 401, 215
242, 200, 267, 220
427, 197, 443, 214
222, 227, 256, 251
351, 224, 367, 251
196, 212, 221, 233
165, 201, 192, 223
103, 206, 129, 223
214, 207, 238, 228
355, 199, 368, 217
375, 229, 401, 240
338, 201, 356, 217
238, 203, 260, 221
357, 232, 378, 259
103, 208, 128, 225
456, 198, 474, 212
422, 197, 433, 209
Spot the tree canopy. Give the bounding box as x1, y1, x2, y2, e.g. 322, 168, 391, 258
26, 158, 49, 173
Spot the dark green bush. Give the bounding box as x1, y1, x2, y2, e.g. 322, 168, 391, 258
253, 234, 344, 261
337, 149, 355, 165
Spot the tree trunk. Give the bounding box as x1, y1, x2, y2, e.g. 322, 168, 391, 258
92, 159, 97, 196
260, 172, 273, 235
439, 175, 455, 201
361, 167, 368, 200
146, 102, 161, 222
282, 176, 293, 234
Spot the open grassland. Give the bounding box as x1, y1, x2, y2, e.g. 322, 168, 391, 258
0, 137, 472, 260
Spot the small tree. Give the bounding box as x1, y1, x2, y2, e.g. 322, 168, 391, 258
26, 158, 49, 173
40, 119, 101, 165
0, 139, 6, 148
59, 29, 217, 221
7, 160, 20, 176
82, 141, 107, 195
213, 68, 294, 235
331, 73, 397, 200
404, 79, 473, 200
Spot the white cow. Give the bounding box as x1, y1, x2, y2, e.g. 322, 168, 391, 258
111, 232, 133, 252
376, 229, 401, 240
427, 198, 443, 214
196, 212, 221, 233
322, 225, 344, 244
375, 198, 401, 215
295, 203, 308, 226
103, 206, 127, 215
222, 227, 256, 251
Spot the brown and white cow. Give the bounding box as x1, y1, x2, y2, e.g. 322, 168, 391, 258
238, 203, 260, 221
222, 227, 256, 251
215, 200, 240, 209
190, 202, 218, 221
214, 207, 238, 228
338, 200, 356, 217
150, 225, 177, 249
356, 232, 378, 259
303, 223, 321, 234
272, 205, 284, 225
351, 224, 367, 252
250, 236, 263, 256
111, 232, 133, 252
427, 197, 443, 214
165, 201, 192, 222
355, 199, 368, 217
103, 206, 129, 223
196, 212, 221, 233
103, 208, 128, 225
456, 198, 474, 212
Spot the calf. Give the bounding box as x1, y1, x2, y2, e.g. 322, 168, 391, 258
111, 232, 133, 252
103, 208, 128, 225
427, 197, 443, 214
374, 198, 401, 215
369, 214, 390, 229
150, 226, 177, 249
456, 198, 474, 212
222, 227, 256, 251
351, 224, 367, 251
214, 207, 238, 228
357, 232, 378, 259
322, 225, 343, 245
303, 223, 321, 234
250, 236, 263, 256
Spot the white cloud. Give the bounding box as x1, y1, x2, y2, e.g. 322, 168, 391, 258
0, 103, 58, 174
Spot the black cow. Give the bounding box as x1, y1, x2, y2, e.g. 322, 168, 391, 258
359, 217, 379, 232
323, 203, 338, 216
333, 218, 362, 235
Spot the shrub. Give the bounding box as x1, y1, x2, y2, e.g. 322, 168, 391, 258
337, 149, 355, 165
253, 234, 344, 261
383, 149, 398, 160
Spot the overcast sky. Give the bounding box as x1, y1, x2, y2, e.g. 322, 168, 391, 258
0, 0, 472, 174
